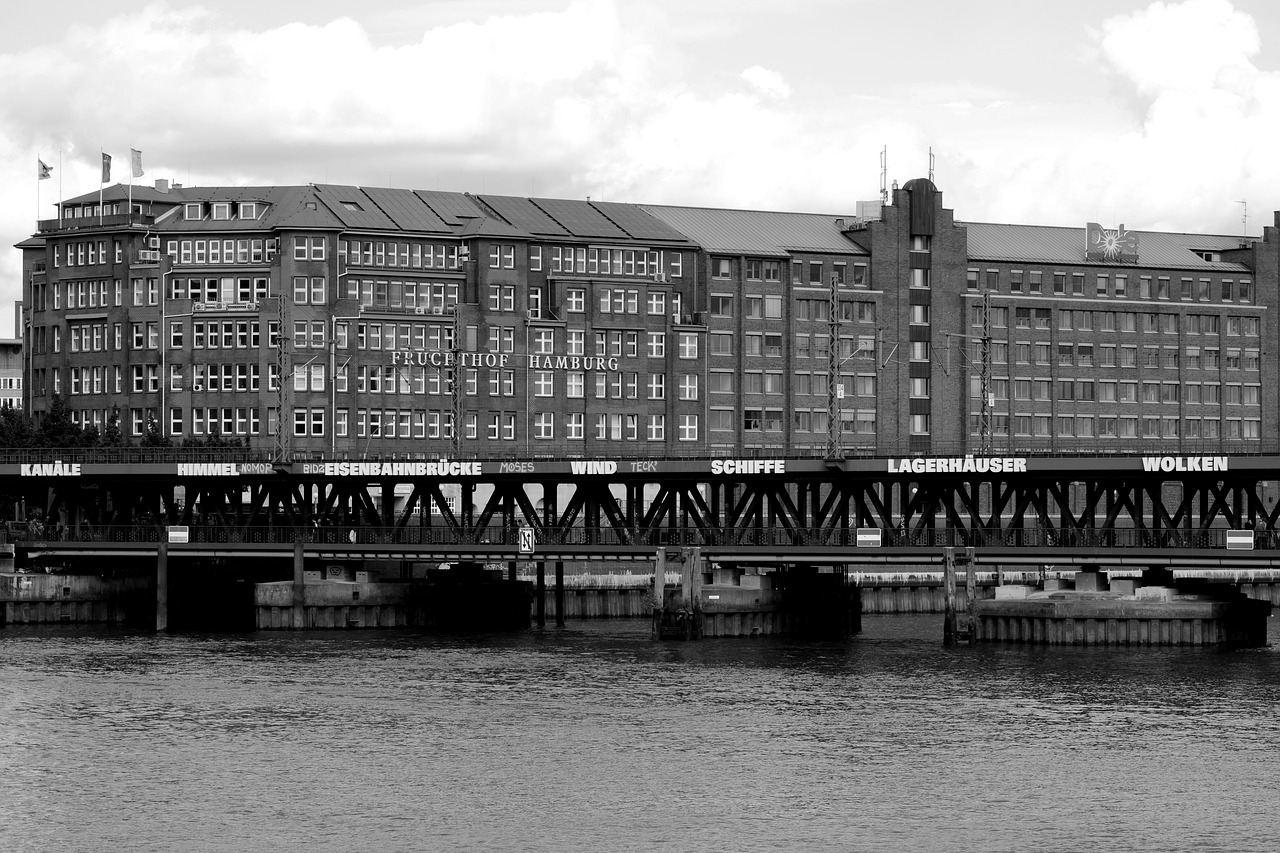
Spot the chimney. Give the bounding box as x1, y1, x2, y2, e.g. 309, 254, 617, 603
155, 179, 169, 193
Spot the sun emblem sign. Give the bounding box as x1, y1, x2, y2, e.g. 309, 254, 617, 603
1085, 222, 1140, 262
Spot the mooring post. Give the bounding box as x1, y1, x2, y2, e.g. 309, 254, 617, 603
943, 546, 957, 645
155, 541, 168, 632
554, 561, 565, 628
651, 548, 665, 639
965, 548, 977, 645
292, 538, 305, 630
535, 561, 545, 629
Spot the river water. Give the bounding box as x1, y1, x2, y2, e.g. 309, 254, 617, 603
1, 615, 1277, 853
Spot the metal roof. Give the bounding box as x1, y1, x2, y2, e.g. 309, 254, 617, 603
359, 187, 453, 234
531, 197, 629, 241
312, 184, 398, 230
963, 222, 1255, 272
414, 191, 487, 228
590, 202, 691, 244
479, 195, 570, 237
640, 205, 868, 257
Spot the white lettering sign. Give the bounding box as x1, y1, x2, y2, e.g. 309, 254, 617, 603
20, 461, 81, 477
1141, 456, 1228, 473
887, 457, 1028, 475
569, 460, 618, 475
177, 463, 239, 476
710, 460, 786, 475
321, 461, 484, 477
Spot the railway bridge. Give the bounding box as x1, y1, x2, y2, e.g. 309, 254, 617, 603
3, 448, 1279, 570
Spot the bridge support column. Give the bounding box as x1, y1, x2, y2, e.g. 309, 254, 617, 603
507, 560, 516, 583
555, 561, 565, 628
292, 539, 305, 630
155, 541, 168, 632
535, 561, 545, 629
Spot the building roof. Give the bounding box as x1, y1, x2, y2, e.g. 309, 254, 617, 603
640, 205, 867, 257
963, 222, 1255, 272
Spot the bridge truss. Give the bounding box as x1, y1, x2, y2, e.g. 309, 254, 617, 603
8, 455, 1280, 555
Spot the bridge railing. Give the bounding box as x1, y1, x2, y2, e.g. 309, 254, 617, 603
10, 524, 1276, 551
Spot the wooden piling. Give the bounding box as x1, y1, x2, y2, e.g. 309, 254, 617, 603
554, 561, 565, 628
965, 555, 977, 645
155, 541, 168, 632
943, 547, 957, 645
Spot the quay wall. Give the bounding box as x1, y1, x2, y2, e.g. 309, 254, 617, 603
1, 572, 150, 625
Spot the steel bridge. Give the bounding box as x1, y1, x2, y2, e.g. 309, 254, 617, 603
3, 449, 1280, 569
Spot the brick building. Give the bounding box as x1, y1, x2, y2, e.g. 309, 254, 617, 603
14, 177, 1277, 458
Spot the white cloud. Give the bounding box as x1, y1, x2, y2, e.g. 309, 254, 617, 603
3, 0, 1280, 335
740, 66, 791, 100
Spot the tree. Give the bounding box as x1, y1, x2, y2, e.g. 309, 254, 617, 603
141, 414, 172, 448
0, 403, 35, 448
37, 394, 85, 448
101, 407, 127, 447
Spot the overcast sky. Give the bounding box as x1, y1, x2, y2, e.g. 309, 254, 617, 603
3, 0, 1279, 335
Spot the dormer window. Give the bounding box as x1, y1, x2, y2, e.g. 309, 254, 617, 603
185, 203, 202, 220
1194, 250, 1221, 262
238, 202, 258, 220
211, 202, 231, 221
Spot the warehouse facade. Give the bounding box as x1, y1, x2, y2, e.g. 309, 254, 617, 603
16, 177, 1277, 458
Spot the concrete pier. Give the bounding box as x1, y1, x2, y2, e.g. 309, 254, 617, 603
972, 569, 1272, 646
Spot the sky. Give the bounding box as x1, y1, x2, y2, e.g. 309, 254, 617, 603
3, 0, 1280, 335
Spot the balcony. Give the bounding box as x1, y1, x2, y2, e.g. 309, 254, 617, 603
37, 212, 156, 233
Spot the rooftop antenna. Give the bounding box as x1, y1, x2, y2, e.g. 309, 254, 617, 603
928, 147, 935, 183
879, 147, 888, 205
1236, 199, 1248, 235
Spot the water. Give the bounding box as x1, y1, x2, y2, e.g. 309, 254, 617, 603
2, 616, 1278, 853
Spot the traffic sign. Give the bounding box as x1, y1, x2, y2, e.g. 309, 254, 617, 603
856, 527, 881, 547
518, 527, 535, 554
1226, 530, 1254, 551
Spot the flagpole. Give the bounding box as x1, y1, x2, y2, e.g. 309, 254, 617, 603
128, 149, 133, 223
99, 148, 104, 225
36, 153, 40, 225
57, 150, 62, 228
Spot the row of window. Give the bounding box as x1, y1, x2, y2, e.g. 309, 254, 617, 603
185, 202, 262, 222
329, 409, 698, 443
542, 247, 681, 279
712, 258, 871, 288
973, 377, 1262, 405
54, 241, 119, 269
969, 269, 1254, 303
968, 413, 1261, 440
970, 342, 1260, 370
990, 307, 1260, 335
171, 238, 275, 266
338, 239, 467, 271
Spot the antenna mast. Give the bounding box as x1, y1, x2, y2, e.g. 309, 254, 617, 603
1236, 199, 1248, 235
273, 292, 291, 464
978, 287, 992, 454
879, 147, 888, 206
928, 147, 935, 183
826, 272, 841, 459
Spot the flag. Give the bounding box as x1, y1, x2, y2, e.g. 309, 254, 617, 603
38, 159, 52, 180
101, 152, 111, 183
130, 149, 143, 178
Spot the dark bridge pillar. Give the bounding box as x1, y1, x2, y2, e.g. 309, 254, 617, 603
292, 539, 305, 630
155, 541, 168, 632
555, 561, 565, 628
535, 561, 546, 628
